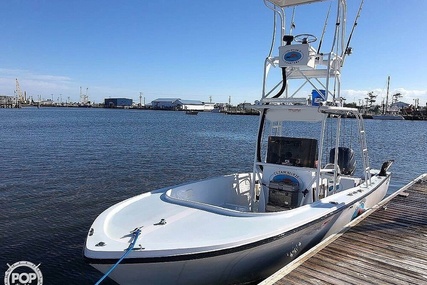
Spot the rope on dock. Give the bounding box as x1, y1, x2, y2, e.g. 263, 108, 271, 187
95, 228, 141, 285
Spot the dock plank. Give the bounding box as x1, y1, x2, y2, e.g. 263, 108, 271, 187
260, 174, 427, 285
301, 254, 396, 285
319, 247, 424, 284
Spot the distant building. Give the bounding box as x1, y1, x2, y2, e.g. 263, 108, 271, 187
391, 101, 410, 110
151, 98, 180, 110
151, 98, 215, 111
175, 99, 205, 111
104, 98, 133, 108
238, 103, 254, 110
41, 99, 54, 106
203, 103, 215, 111
0, 95, 14, 107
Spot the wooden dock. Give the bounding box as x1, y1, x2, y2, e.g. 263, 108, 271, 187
260, 173, 427, 285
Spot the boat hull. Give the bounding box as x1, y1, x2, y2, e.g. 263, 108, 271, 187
90, 213, 336, 285
372, 114, 405, 120
87, 174, 390, 285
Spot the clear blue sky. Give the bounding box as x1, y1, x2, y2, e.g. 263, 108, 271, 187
1, 0, 426, 106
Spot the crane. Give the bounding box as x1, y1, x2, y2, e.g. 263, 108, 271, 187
15, 78, 25, 103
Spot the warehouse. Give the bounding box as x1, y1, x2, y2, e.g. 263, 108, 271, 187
151, 98, 215, 111
174, 99, 205, 111
104, 98, 133, 108
151, 98, 180, 110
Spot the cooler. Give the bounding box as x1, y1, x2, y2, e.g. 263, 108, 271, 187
311, 89, 327, 106
267, 181, 300, 209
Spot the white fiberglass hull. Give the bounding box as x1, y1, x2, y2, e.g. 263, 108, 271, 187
372, 114, 405, 120
85, 172, 390, 285
91, 227, 323, 285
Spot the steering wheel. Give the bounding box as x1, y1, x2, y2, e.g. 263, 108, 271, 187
294, 34, 317, 44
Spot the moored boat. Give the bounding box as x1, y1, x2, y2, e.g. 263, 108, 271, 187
372, 114, 404, 120
372, 76, 405, 120
84, 1, 393, 284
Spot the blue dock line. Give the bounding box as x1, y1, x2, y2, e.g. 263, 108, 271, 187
95, 228, 141, 285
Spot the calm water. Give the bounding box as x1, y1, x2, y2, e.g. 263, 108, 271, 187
1, 107, 426, 284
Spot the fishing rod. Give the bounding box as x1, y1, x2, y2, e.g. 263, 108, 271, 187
290, 7, 296, 35
342, 0, 365, 65
317, 3, 332, 53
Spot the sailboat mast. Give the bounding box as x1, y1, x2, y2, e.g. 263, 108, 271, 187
385, 76, 390, 113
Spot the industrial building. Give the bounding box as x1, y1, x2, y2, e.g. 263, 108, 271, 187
104, 98, 133, 108
0, 95, 14, 108
151, 98, 215, 111
151, 98, 180, 109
